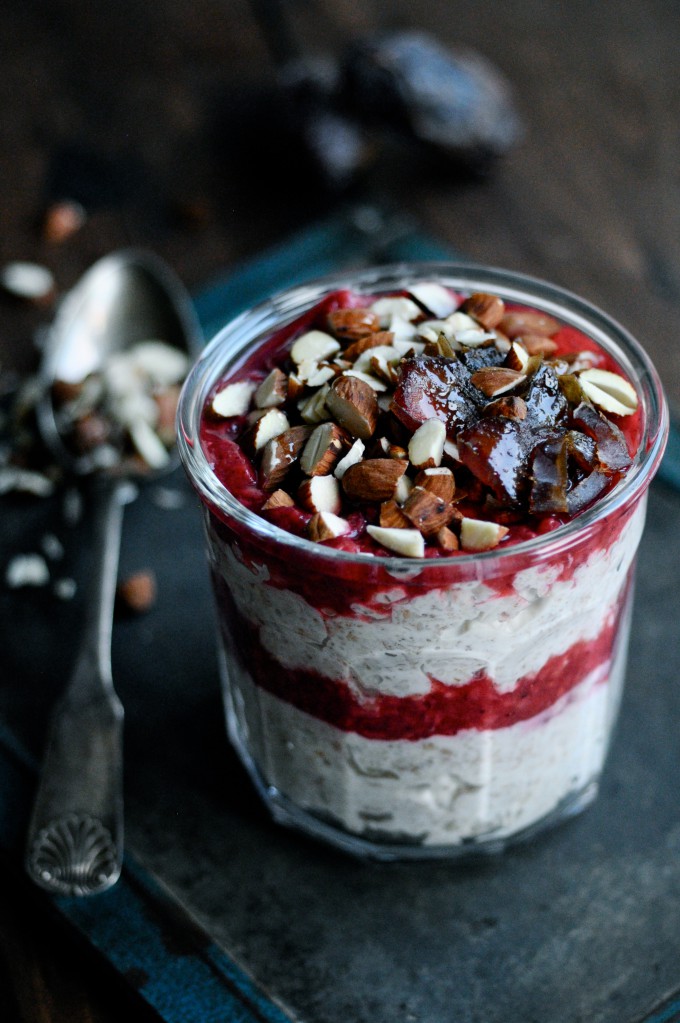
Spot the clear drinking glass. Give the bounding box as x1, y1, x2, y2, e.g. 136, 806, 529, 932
178, 264, 668, 860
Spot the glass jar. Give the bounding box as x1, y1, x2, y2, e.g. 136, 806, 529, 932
178, 264, 668, 860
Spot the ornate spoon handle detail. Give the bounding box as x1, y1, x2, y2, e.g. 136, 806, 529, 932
25, 477, 126, 896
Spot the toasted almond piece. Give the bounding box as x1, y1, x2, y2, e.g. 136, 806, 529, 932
483, 396, 528, 421
298, 475, 342, 514
369, 296, 421, 326
353, 344, 401, 374
43, 200, 87, 243
211, 380, 256, 418
402, 487, 454, 537
366, 525, 425, 558
260, 425, 313, 489
499, 310, 560, 339
471, 367, 526, 398
290, 330, 340, 365
1, 261, 56, 302
298, 383, 331, 424
343, 330, 395, 362
578, 368, 638, 415
417, 320, 461, 347
248, 408, 290, 452
454, 328, 497, 348
519, 333, 559, 357
254, 368, 287, 408
308, 511, 350, 542
408, 418, 446, 469
300, 422, 349, 476
305, 363, 337, 387
342, 458, 407, 501
460, 292, 506, 330
262, 489, 295, 510
343, 369, 388, 392
394, 472, 414, 504
326, 375, 379, 440
379, 499, 411, 529
460, 518, 509, 551
415, 466, 455, 503
327, 307, 381, 340
408, 282, 457, 318
368, 354, 400, 386
117, 570, 157, 613
287, 371, 306, 402
505, 341, 530, 372
334, 438, 365, 479
435, 526, 459, 551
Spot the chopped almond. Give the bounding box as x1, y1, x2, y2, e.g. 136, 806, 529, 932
298, 475, 342, 514
505, 341, 530, 372
254, 367, 287, 409
435, 526, 459, 551
471, 367, 526, 398
334, 438, 365, 479
402, 487, 454, 537
300, 422, 349, 476
308, 511, 350, 542
414, 466, 455, 503
211, 381, 256, 418
499, 310, 560, 339
519, 334, 559, 357
342, 458, 407, 502
290, 330, 340, 365
408, 418, 446, 469
483, 396, 528, 421
379, 499, 411, 529
259, 425, 312, 490
460, 518, 509, 551
460, 292, 505, 330
366, 525, 425, 558
327, 308, 381, 340
343, 330, 395, 362
326, 375, 379, 440
262, 489, 295, 510
245, 408, 290, 453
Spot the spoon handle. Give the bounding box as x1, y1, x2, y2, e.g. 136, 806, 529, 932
25, 477, 127, 897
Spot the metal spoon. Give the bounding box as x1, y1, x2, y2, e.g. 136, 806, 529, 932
25, 250, 202, 896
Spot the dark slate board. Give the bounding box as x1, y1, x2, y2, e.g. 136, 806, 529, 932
1, 209, 679, 1023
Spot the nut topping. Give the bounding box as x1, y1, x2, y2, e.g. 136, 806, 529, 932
254, 368, 288, 409
308, 511, 351, 542
366, 525, 425, 558
578, 368, 638, 416
402, 487, 454, 537
471, 366, 526, 398
262, 489, 295, 510
379, 499, 411, 529
290, 330, 341, 365
499, 310, 560, 339
326, 375, 379, 439
300, 422, 349, 476
460, 292, 506, 330
408, 418, 446, 469
414, 466, 455, 503
259, 425, 312, 490
460, 517, 509, 551
327, 308, 381, 339
343, 330, 395, 362
298, 475, 342, 514
342, 458, 408, 502
211, 380, 256, 418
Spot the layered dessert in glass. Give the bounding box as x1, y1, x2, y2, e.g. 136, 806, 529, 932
178, 264, 667, 859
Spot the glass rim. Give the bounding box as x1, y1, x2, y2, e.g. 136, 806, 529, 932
177, 261, 669, 572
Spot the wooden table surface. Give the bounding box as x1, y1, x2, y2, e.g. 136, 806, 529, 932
1, 0, 679, 1018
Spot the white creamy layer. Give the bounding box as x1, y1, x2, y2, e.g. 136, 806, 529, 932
225, 644, 628, 846
208, 498, 645, 700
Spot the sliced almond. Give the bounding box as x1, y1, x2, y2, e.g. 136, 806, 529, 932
254, 368, 287, 409
578, 368, 638, 416
343, 330, 395, 362
446, 311, 479, 334
505, 341, 530, 372
211, 380, 256, 418
408, 282, 457, 318
394, 472, 414, 504
308, 511, 351, 542
471, 367, 526, 398
460, 292, 506, 330
300, 422, 348, 476
408, 418, 446, 469
460, 518, 509, 551
327, 307, 380, 340
366, 525, 425, 558
286, 371, 306, 403
417, 320, 461, 347
342, 458, 407, 502
290, 330, 340, 366
402, 487, 454, 537
379, 499, 411, 529
326, 375, 379, 439
262, 489, 295, 510
259, 425, 312, 491
415, 466, 455, 503
298, 475, 342, 514
334, 438, 365, 479
304, 363, 337, 387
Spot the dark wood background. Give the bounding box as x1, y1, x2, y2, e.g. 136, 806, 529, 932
1, 0, 678, 1018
